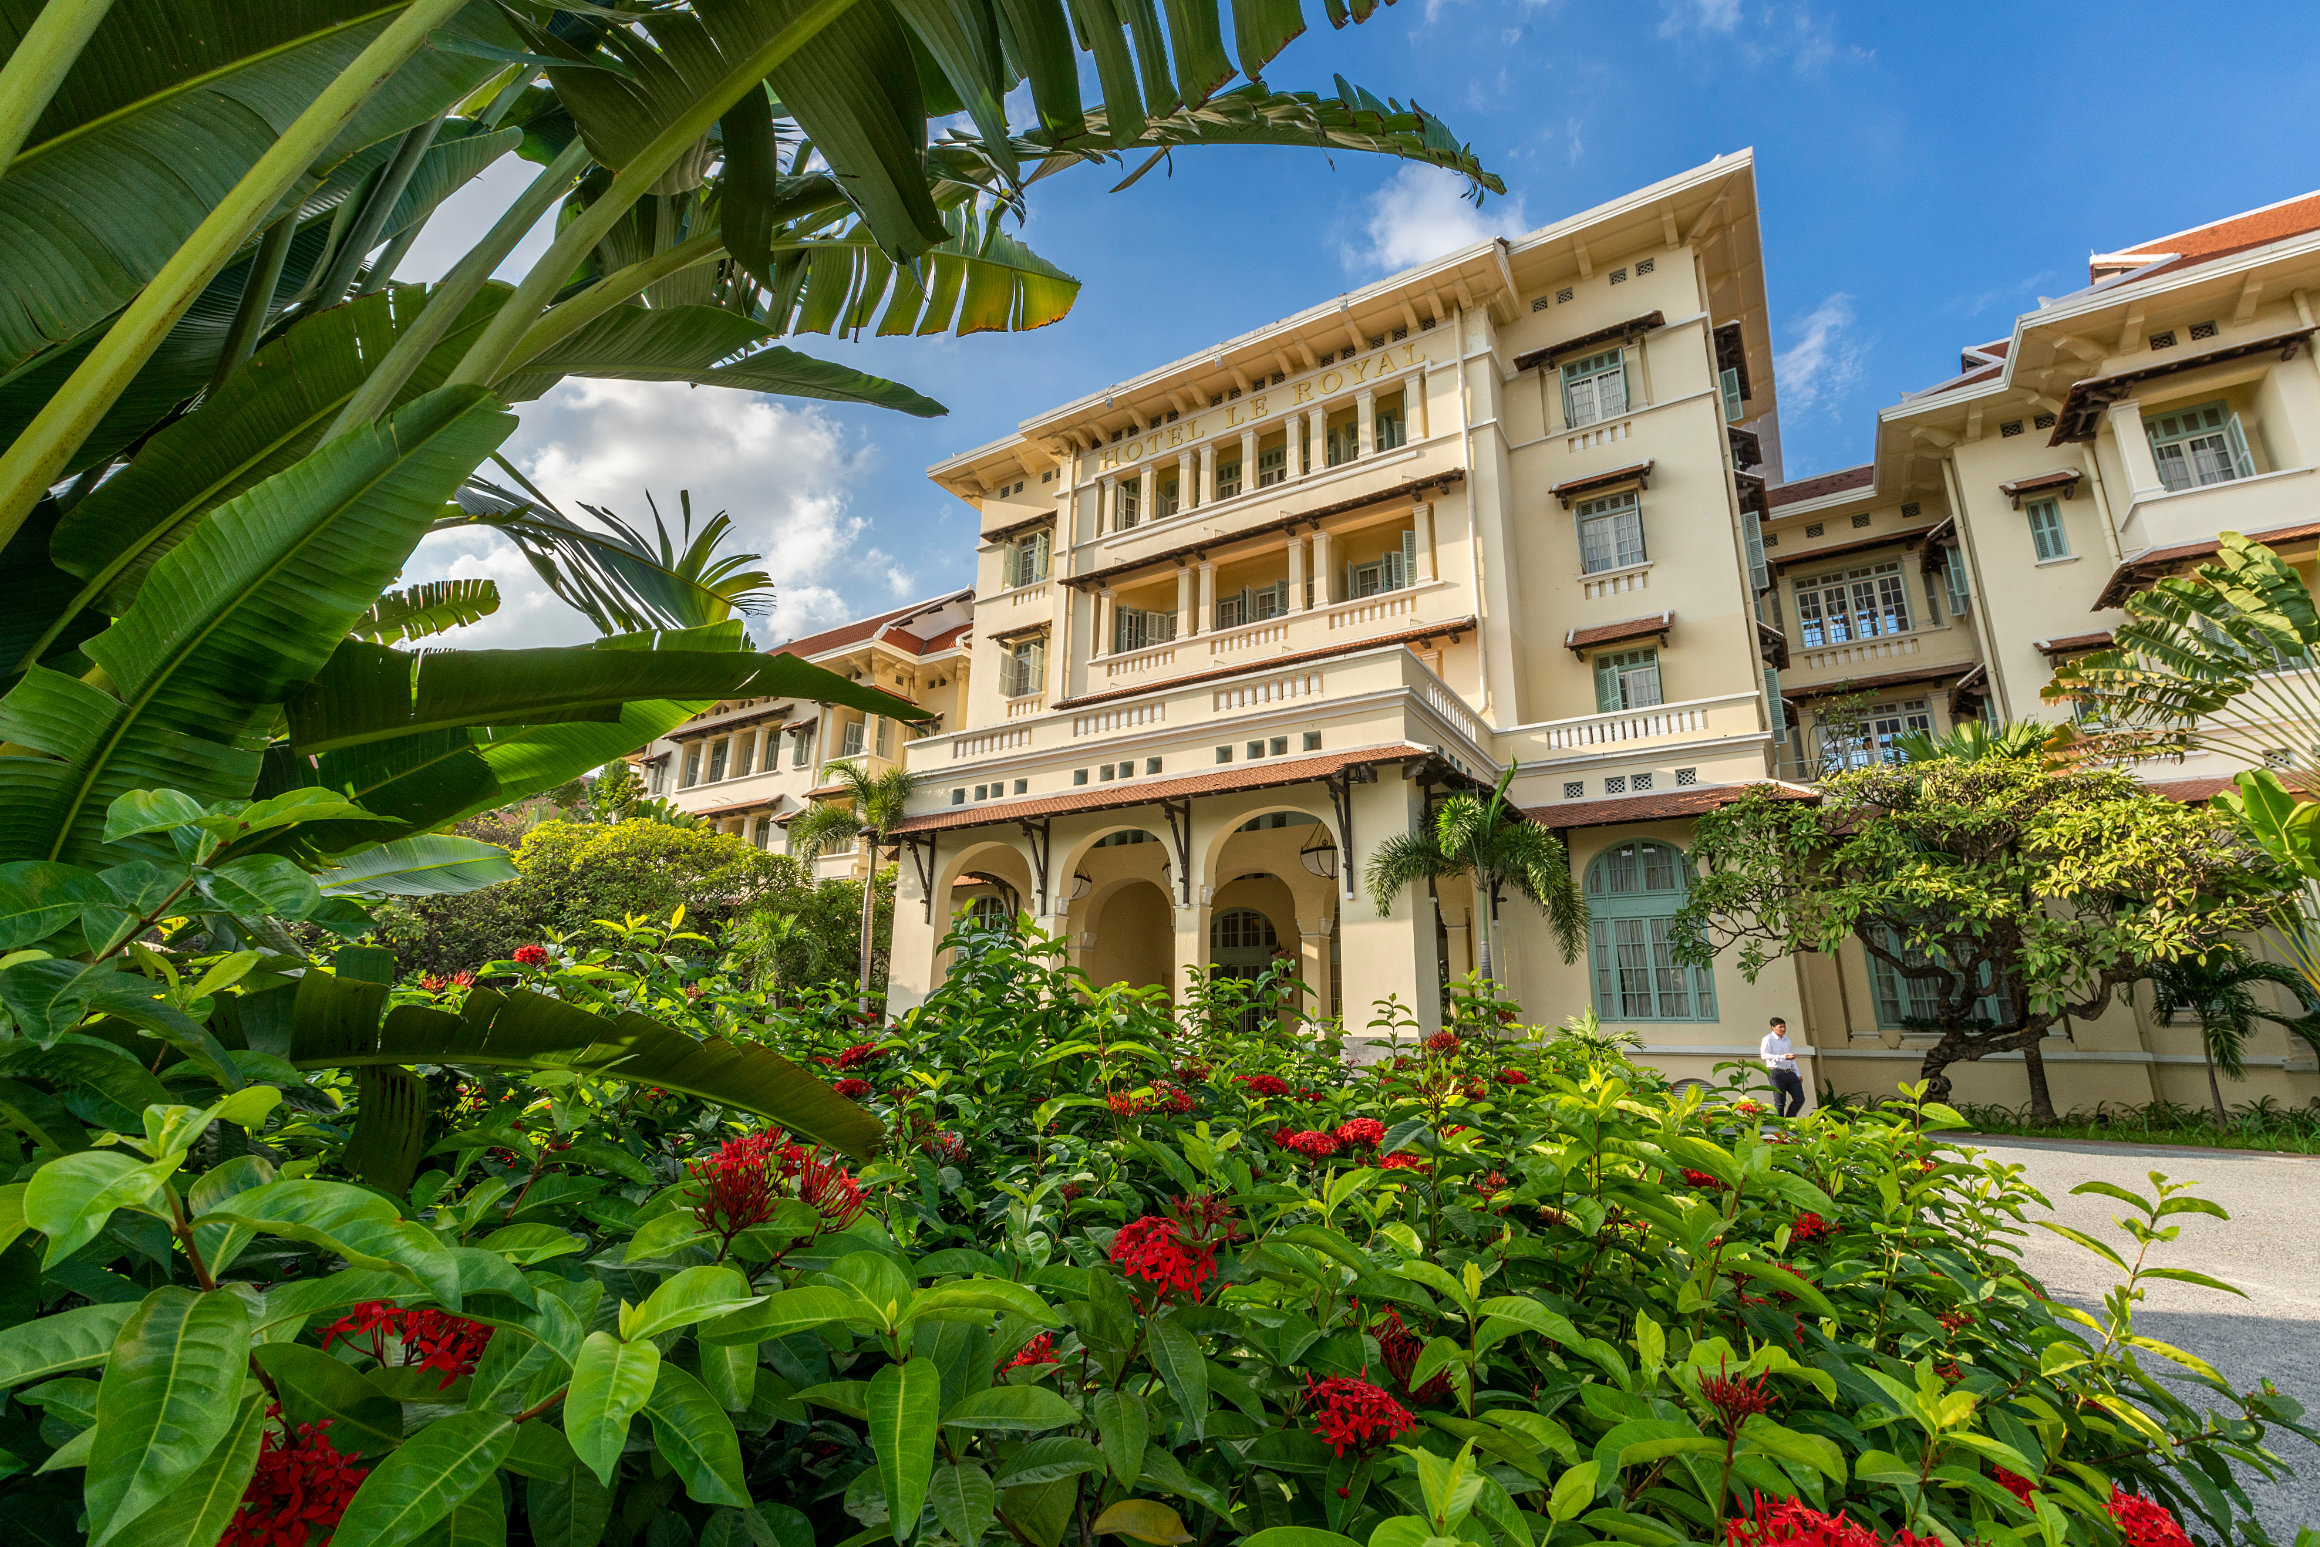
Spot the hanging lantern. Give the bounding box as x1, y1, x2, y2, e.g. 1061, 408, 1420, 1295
1299, 828, 1339, 878
1069, 870, 1093, 900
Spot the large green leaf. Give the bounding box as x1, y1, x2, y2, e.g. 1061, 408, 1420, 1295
527, 1469, 614, 1547
0, 385, 513, 867
0, 1300, 137, 1386
566, 1331, 661, 1486
870, 1358, 943, 1543
353, 580, 502, 644
315, 834, 519, 897
286, 975, 884, 1157
105, 1390, 269, 1547
496, 302, 947, 414
761, 205, 1077, 338
253, 1341, 405, 1455
85, 1287, 254, 1547
330, 1409, 517, 1547
0, 0, 512, 374
645, 1361, 752, 1507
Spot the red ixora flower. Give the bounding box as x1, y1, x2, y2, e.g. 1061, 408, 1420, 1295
1697, 1368, 1774, 1432
224, 1407, 370, 1547
1732, 1099, 1768, 1117
686, 1129, 781, 1240
1994, 1469, 2038, 1506
1424, 1030, 1460, 1054
510, 943, 548, 967
1724, 1492, 1885, 1547
1150, 1083, 1197, 1115
1372, 1307, 1454, 1404
1108, 1215, 1217, 1302
922, 1131, 968, 1166
1237, 1074, 1289, 1098
1306, 1375, 1417, 1456
1003, 1333, 1058, 1370
321, 1303, 494, 1390
792, 1145, 868, 1229
2108, 1489, 2193, 1547
834, 1042, 882, 1070
1681, 1169, 1730, 1192
833, 1078, 873, 1099
1335, 1117, 1386, 1148
1379, 1152, 1431, 1172
1789, 1212, 1836, 1244
418, 973, 446, 993
1279, 1130, 1341, 1160
449, 969, 475, 988
1107, 1091, 1149, 1117
1494, 1068, 1530, 1086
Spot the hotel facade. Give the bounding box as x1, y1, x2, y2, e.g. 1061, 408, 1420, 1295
784, 149, 2320, 1112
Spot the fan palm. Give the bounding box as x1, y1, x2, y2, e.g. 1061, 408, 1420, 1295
1894, 718, 2049, 764
1365, 764, 1586, 987
2150, 950, 2320, 1125
731, 907, 828, 1003
790, 758, 919, 1013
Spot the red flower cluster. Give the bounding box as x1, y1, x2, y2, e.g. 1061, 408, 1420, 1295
1237, 1074, 1289, 1097
1306, 1375, 1417, 1456
1681, 1169, 1729, 1191
1725, 1493, 1922, 1547
833, 1078, 873, 1099
1462, 1082, 1490, 1101
1789, 1212, 1836, 1244
1335, 1117, 1386, 1148
1003, 1333, 1058, 1370
687, 1129, 782, 1239
1107, 1091, 1148, 1117
1938, 1310, 1973, 1332
1698, 1369, 1773, 1431
1372, 1307, 1454, 1403
321, 1303, 494, 1390
1732, 1099, 1768, 1117
1995, 1469, 2037, 1506
224, 1409, 369, 1547
1174, 1061, 1211, 1082
834, 1043, 882, 1070
1424, 1030, 1460, 1054
1166, 1191, 1242, 1242
794, 1145, 868, 1228
510, 944, 548, 967
1379, 1152, 1431, 1172
1150, 1083, 1196, 1114
1108, 1215, 1217, 1301
1494, 1068, 1530, 1086
2108, 1489, 2193, 1547
922, 1131, 969, 1166
1279, 1129, 1341, 1160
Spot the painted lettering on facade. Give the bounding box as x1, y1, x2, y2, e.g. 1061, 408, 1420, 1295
1090, 341, 1426, 475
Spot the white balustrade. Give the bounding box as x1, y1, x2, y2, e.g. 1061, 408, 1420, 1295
1104, 642, 1175, 679
1004, 695, 1045, 719
1583, 568, 1650, 600
1425, 684, 1483, 744
1209, 621, 1287, 656
1567, 419, 1633, 453
951, 727, 1031, 758
1325, 592, 1414, 630
1801, 635, 1920, 672
1535, 704, 1710, 751
1214, 671, 1321, 713
1073, 703, 1163, 736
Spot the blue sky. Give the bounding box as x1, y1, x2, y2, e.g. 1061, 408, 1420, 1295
405, 0, 2320, 647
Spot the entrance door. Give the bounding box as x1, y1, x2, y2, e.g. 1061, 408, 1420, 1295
1210, 908, 1282, 1032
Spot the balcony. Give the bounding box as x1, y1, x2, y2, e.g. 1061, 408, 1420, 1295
1092, 579, 1454, 695
1777, 622, 1979, 692
1500, 691, 1765, 765
2118, 465, 2316, 557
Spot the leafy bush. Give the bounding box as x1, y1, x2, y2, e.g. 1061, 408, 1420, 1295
2, 891, 2308, 1547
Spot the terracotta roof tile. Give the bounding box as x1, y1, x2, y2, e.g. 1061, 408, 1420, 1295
1564, 612, 1672, 652
2093, 517, 2320, 607
2035, 631, 2113, 657
1052, 618, 1477, 709
1549, 461, 1653, 505
690, 795, 781, 818
1767, 465, 1875, 508
1766, 528, 1923, 572
2145, 775, 2241, 804
2101, 190, 2320, 283
1526, 781, 1819, 832
894, 743, 1439, 836
1780, 662, 1976, 699
777, 589, 972, 659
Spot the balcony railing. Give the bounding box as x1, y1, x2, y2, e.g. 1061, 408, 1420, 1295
1503, 691, 1762, 760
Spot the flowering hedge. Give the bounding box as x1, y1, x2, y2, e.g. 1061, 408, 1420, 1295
0, 918, 2306, 1547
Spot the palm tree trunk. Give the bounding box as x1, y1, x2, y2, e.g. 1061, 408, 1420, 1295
2022, 1035, 2057, 1123
1473, 874, 1497, 987
856, 861, 877, 1018
2204, 1038, 2227, 1126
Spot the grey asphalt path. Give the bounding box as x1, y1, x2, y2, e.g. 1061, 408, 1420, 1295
1956, 1135, 2320, 1542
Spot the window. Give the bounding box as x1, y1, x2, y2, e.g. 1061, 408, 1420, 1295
1719, 366, 1745, 423
1008, 529, 1050, 587
1375, 393, 1406, 451
1215, 745, 1233, 763
1943, 556, 1971, 616
1593, 647, 1662, 712
752, 815, 774, 848
2146, 401, 2254, 491
1817, 698, 1930, 771
706, 740, 728, 782
1348, 531, 1417, 598
1792, 561, 1912, 647
875, 716, 892, 759
839, 719, 865, 758
2025, 497, 2070, 562
1215, 457, 1242, 498
1115, 479, 1140, 530
1576, 491, 1646, 574
1256, 443, 1286, 488
1562, 347, 1629, 428
734, 735, 755, 778
681, 745, 701, 788
1113, 606, 1175, 654
791, 725, 815, 768
1326, 418, 1358, 467
1868, 923, 2007, 1030
1586, 840, 1714, 1020
1302, 732, 1321, 751
1215, 581, 1288, 630
1157, 476, 1180, 518
1005, 638, 1045, 698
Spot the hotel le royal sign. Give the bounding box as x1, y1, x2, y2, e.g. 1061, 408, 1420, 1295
1088, 339, 1434, 475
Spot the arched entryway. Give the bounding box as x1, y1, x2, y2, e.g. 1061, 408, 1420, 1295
1085, 879, 1174, 993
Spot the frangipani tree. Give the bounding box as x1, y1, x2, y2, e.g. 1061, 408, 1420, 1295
1365, 765, 1586, 987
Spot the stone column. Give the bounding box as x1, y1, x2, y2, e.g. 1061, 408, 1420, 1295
1287, 534, 1307, 612
1238, 428, 1257, 490
1310, 527, 1334, 607
1136, 463, 1156, 526
1412, 501, 1436, 583
1048, 583, 1071, 699
1407, 367, 1429, 440
1298, 918, 1333, 1020
1177, 451, 1195, 512
2105, 398, 2164, 498
1196, 563, 1216, 635
1175, 566, 1195, 640
1172, 901, 1212, 1006
1306, 405, 1327, 471
1198, 442, 1216, 505
1356, 389, 1377, 458
1337, 773, 1443, 1040
1099, 474, 1118, 533
1094, 589, 1114, 657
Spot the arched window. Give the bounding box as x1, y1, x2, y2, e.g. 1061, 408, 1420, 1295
1212, 908, 1278, 952
965, 894, 1013, 933
1585, 839, 1714, 1021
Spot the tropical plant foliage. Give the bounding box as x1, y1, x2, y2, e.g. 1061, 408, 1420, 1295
1364, 767, 1585, 985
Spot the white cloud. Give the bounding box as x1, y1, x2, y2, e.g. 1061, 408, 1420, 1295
1654, 0, 1864, 72
1343, 165, 1530, 275
402, 379, 888, 649
1775, 293, 1866, 416
393, 154, 564, 285
1658, 0, 1741, 37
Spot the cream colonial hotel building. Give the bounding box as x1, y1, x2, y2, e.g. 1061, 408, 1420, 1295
641, 150, 2320, 1112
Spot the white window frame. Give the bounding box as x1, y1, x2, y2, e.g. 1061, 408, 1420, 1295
1575, 490, 1646, 575
790, 725, 816, 769
1816, 697, 1931, 771
1562, 347, 1630, 428
2024, 496, 2071, 562
2145, 400, 2254, 492
1792, 560, 1912, 648
1114, 480, 1140, 530
1594, 646, 1663, 712
838, 719, 865, 758
1375, 393, 1407, 451
1256, 442, 1287, 488
1113, 606, 1177, 654
1008, 528, 1050, 588
1004, 638, 1046, 698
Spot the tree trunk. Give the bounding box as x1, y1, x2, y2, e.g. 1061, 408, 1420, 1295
1473, 872, 1497, 987
856, 864, 877, 1019
2021, 1034, 2056, 1123
2205, 1041, 2227, 1126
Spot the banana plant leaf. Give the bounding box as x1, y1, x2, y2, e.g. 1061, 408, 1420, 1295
0, 386, 515, 868
315, 835, 520, 898
760, 204, 1078, 338
282, 972, 883, 1158
0, 0, 514, 374
353, 581, 503, 645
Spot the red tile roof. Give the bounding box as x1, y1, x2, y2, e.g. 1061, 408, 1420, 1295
1549, 461, 1654, 506
1051, 618, 1477, 710
1999, 470, 2083, 502
1767, 465, 1874, 508
2145, 775, 2241, 804
777, 590, 972, 660
1780, 662, 1976, 699
893, 744, 1439, 836
2100, 190, 2320, 283
691, 794, 781, 818
2093, 517, 2320, 607
2034, 631, 2113, 657
1766, 528, 1924, 573
1527, 781, 1819, 832
1564, 612, 1672, 652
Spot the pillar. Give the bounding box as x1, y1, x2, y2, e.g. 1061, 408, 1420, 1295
1197, 562, 1216, 635
1048, 580, 1072, 699
1443, 916, 1472, 979
1310, 527, 1334, 606
1198, 442, 1216, 506
1176, 566, 1195, 640
1306, 406, 1326, 471
1177, 451, 1195, 512
1356, 389, 1377, 458
1239, 428, 1257, 490
1407, 367, 1429, 440
1287, 534, 1307, 613
1298, 918, 1333, 1019
1095, 589, 1114, 657
1412, 501, 1436, 583
1100, 474, 1119, 532
2105, 397, 2164, 498
1171, 902, 1212, 1005
1337, 774, 1443, 1040
1136, 463, 1156, 527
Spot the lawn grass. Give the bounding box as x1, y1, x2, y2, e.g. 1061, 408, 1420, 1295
1947, 1101, 2320, 1156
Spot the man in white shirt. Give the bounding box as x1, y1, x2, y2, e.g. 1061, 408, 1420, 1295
1760, 1016, 1805, 1117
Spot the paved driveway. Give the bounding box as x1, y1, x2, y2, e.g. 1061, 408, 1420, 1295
1956, 1135, 2320, 1541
